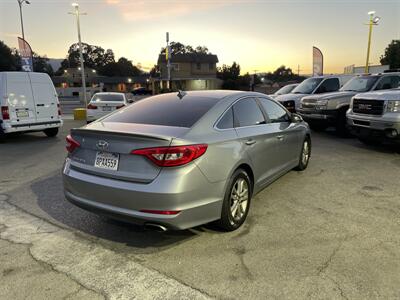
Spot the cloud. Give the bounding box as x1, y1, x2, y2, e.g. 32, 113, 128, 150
105, 0, 237, 21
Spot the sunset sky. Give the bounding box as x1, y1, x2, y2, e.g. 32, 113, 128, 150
1, 0, 399, 74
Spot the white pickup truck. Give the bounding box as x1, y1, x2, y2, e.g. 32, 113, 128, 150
347, 89, 400, 146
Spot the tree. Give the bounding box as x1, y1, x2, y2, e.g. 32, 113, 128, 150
99, 57, 142, 77
217, 62, 247, 90
33, 53, 53, 76
58, 43, 115, 72
160, 42, 212, 55
217, 62, 241, 81
380, 40, 400, 69
0, 41, 21, 71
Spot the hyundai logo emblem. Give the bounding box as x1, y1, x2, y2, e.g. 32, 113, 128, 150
96, 140, 109, 150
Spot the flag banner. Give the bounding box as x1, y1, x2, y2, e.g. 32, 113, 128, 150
312, 46, 323, 76
18, 37, 34, 72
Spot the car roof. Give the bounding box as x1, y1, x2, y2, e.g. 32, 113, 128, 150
94, 92, 125, 95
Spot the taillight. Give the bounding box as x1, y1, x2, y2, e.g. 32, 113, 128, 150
87, 103, 97, 109
66, 134, 80, 153
57, 103, 62, 116
1, 106, 10, 120
131, 144, 208, 167
116, 104, 125, 109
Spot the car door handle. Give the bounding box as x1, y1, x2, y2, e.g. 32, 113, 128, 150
36, 104, 45, 107
245, 139, 257, 145
276, 135, 284, 141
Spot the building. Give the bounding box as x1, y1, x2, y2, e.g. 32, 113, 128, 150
153, 53, 222, 93
52, 67, 149, 97
344, 64, 390, 74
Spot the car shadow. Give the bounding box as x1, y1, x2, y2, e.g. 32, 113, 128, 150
31, 172, 205, 253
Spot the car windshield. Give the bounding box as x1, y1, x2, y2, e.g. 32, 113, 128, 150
291, 78, 323, 94
340, 76, 379, 92
91, 94, 124, 102
275, 84, 297, 95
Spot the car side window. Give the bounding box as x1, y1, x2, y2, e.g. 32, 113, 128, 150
375, 76, 400, 90
316, 78, 340, 93
233, 98, 266, 127
216, 107, 234, 129
259, 98, 290, 123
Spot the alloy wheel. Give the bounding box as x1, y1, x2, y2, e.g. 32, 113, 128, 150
230, 178, 249, 222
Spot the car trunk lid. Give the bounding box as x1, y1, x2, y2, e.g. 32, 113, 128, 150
69, 122, 189, 183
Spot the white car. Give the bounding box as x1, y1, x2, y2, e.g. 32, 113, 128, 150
0, 72, 63, 140
87, 92, 132, 122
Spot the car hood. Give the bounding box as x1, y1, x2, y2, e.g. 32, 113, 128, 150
354, 89, 400, 101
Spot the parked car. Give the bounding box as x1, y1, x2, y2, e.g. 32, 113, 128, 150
347, 89, 400, 145
86, 92, 133, 123
269, 83, 299, 99
275, 75, 354, 113
63, 91, 311, 231
0, 72, 62, 140
298, 72, 400, 133
132, 87, 151, 95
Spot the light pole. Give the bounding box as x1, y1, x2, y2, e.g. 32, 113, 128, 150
17, 0, 30, 42
69, 3, 88, 111
365, 11, 380, 73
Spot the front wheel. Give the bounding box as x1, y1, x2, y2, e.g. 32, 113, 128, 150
295, 137, 311, 171
217, 169, 252, 231
43, 127, 59, 137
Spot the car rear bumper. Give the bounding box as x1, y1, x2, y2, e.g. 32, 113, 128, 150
62, 158, 226, 230
1, 119, 63, 134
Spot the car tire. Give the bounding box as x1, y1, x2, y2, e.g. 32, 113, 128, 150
217, 169, 252, 231
295, 136, 311, 171
43, 127, 59, 137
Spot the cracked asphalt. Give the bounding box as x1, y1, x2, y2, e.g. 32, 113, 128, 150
1, 119, 400, 299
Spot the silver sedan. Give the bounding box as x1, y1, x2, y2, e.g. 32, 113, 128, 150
63, 90, 311, 231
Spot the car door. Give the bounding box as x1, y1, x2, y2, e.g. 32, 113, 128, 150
5, 72, 37, 126
258, 97, 302, 169
233, 97, 282, 187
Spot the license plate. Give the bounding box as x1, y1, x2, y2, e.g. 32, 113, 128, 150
16, 111, 29, 118
94, 152, 119, 170
103, 107, 112, 111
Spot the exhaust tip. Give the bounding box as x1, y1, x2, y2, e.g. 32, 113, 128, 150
144, 223, 168, 232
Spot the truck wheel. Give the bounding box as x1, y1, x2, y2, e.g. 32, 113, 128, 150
43, 128, 59, 137
336, 107, 350, 136
217, 169, 252, 231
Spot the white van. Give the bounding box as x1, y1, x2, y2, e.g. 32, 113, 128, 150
0, 72, 63, 139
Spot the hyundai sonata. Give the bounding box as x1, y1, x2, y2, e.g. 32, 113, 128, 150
63, 91, 311, 231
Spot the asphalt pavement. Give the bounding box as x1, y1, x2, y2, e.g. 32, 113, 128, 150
1, 119, 400, 299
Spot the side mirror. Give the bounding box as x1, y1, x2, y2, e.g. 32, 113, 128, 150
291, 113, 303, 123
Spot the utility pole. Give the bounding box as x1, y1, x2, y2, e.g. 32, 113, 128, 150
252, 70, 258, 91
69, 3, 88, 110
297, 65, 301, 76
17, 0, 30, 42
166, 32, 171, 90
365, 11, 380, 73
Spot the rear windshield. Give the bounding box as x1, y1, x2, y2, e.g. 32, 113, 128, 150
102, 94, 219, 128
91, 94, 124, 102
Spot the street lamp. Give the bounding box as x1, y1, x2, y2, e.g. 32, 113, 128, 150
69, 3, 88, 111
365, 11, 380, 73
17, 0, 30, 42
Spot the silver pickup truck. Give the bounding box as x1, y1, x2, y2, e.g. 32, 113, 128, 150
347, 89, 400, 145
297, 73, 400, 134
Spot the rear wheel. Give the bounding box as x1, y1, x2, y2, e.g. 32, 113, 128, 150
217, 169, 252, 231
295, 137, 311, 171
43, 127, 59, 137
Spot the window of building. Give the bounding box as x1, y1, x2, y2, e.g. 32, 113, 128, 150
196, 63, 201, 70
209, 63, 214, 70
171, 63, 179, 71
